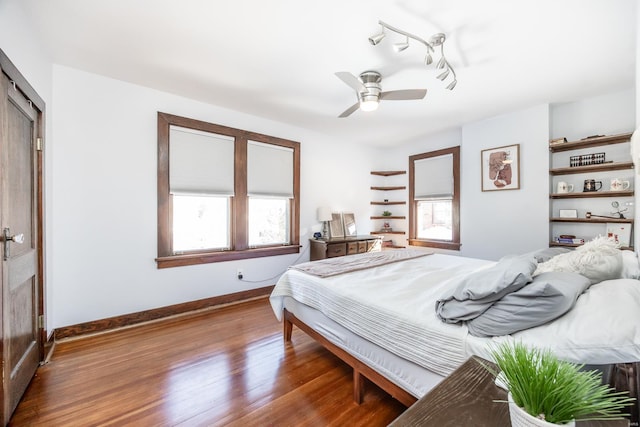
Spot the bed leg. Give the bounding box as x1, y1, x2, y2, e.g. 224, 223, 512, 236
283, 317, 293, 342
353, 369, 364, 404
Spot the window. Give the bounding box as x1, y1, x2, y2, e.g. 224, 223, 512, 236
409, 146, 460, 250
156, 112, 300, 268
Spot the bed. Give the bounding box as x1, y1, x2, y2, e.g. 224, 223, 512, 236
269, 242, 640, 409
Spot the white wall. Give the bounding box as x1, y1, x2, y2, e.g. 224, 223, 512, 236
550, 89, 635, 141
461, 105, 550, 259
49, 65, 375, 328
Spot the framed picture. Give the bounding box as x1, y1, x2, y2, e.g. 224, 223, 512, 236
481, 144, 520, 191
342, 212, 357, 237
329, 213, 344, 238
559, 209, 578, 218
606, 222, 632, 248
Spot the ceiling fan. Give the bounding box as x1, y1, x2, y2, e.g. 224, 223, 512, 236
335, 70, 427, 118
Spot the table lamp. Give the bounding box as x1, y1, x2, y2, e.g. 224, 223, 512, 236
317, 207, 332, 239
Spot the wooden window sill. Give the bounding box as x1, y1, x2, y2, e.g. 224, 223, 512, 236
156, 245, 300, 269
409, 239, 461, 251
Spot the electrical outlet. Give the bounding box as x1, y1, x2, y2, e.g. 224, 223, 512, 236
237, 269, 243, 280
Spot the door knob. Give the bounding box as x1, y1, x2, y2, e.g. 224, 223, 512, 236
3, 228, 24, 260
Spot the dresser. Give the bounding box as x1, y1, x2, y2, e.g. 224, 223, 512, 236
309, 235, 382, 261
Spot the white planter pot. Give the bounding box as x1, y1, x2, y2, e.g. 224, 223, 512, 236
508, 393, 575, 427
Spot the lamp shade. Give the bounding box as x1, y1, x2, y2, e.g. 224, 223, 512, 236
317, 207, 332, 222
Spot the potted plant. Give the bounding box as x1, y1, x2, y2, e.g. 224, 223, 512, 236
382, 210, 392, 217
486, 342, 633, 427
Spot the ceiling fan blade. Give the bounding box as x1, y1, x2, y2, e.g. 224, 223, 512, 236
335, 72, 366, 93
380, 89, 427, 101
338, 102, 360, 118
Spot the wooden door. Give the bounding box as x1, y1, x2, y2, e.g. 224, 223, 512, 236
0, 71, 41, 424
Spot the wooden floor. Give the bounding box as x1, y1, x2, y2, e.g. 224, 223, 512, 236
9, 298, 406, 426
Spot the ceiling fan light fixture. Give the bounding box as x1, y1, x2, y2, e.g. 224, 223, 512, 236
359, 99, 379, 112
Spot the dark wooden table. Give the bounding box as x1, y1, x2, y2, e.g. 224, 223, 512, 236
389, 357, 629, 427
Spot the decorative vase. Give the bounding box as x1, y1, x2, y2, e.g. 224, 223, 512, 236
508, 393, 575, 427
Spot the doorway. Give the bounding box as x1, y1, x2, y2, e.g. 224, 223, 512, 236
0, 50, 46, 425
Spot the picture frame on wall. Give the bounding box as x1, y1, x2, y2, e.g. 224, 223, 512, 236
329, 213, 344, 238
559, 209, 578, 218
481, 144, 520, 191
342, 213, 357, 237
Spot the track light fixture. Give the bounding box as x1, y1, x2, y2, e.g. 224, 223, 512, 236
369, 20, 457, 90
368, 30, 385, 45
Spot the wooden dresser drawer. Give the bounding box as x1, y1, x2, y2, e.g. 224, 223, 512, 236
357, 241, 367, 253
327, 243, 347, 258
347, 242, 358, 255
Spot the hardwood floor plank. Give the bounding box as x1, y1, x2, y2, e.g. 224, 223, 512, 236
9, 298, 406, 426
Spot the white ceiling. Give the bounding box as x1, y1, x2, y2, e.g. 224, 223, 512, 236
20, 0, 637, 147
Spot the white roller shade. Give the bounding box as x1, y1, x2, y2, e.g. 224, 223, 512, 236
414, 153, 453, 199
248, 140, 294, 198
169, 125, 235, 196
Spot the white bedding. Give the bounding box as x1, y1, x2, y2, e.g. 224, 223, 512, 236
467, 278, 640, 364
270, 253, 640, 379
271, 254, 492, 377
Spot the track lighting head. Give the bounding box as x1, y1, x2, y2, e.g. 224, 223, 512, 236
437, 69, 450, 81
393, 37, 409, 52
424, 53, 433, 65
368, 31, 385, 45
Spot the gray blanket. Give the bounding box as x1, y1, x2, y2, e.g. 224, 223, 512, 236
435, 256, 537, 323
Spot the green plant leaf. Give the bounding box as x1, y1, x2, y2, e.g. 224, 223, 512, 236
488, 342, 634, 424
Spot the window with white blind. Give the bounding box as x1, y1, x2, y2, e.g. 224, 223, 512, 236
247, 141, 293, 247
409, 146, 461, 250
169, 126, 234, 252
156, 112, 300, 268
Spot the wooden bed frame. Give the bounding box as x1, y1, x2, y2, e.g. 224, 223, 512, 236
284, 308, 640, 423
283, 308, 418, 407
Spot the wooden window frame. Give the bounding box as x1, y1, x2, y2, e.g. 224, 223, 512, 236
408, 146, 461, 251
156, 112, 300, 268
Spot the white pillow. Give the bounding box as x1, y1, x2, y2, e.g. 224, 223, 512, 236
534, 236, 622, 284
620, 250, 640, 279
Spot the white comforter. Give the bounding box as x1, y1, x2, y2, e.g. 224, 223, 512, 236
270, 253, 640, 376
271, 254, 492, 376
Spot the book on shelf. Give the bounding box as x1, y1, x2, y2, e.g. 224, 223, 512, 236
556, 238, 584, 244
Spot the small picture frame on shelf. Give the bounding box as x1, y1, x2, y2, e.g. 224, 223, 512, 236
606, 223, 632, 247
559, 209, 578, 218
